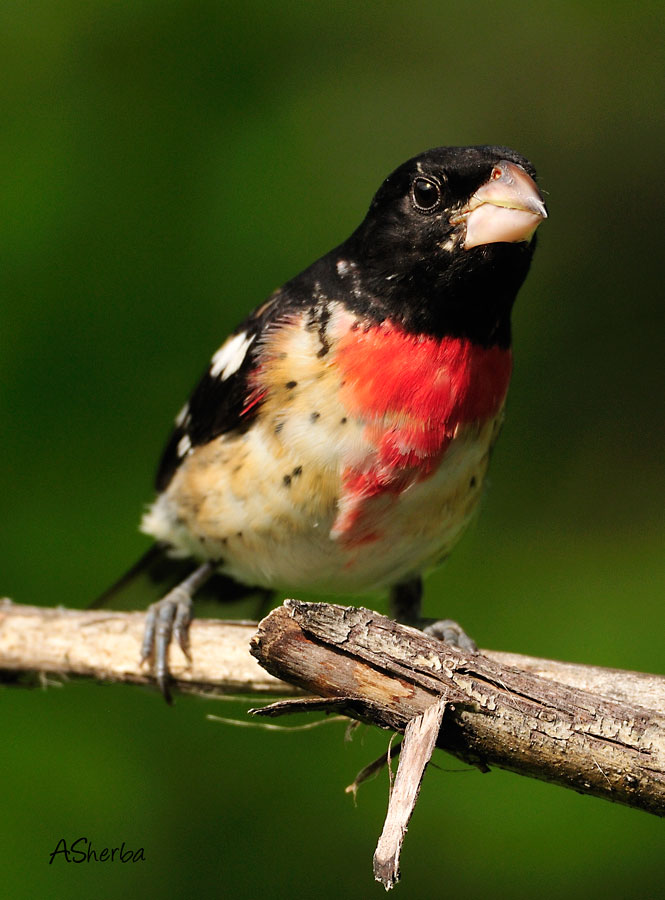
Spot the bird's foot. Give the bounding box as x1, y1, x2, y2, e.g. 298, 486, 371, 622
140, 561, 215, 702
421, 617, 477, 652
140, 587, 193, 702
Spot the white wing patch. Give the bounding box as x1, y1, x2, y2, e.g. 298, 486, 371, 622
210, 331, 255, 380
177, 434, 192, 458
174, 402, 190, 427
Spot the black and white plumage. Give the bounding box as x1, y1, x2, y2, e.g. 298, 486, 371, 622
103, 145, 547, 699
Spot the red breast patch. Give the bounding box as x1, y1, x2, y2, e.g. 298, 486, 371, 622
332, 322, 512, 540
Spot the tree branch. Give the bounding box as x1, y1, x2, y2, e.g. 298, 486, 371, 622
2, 597, 664, 707
2, 597, 665, 819
0, 599, 289, 696
250, 601, 665, 818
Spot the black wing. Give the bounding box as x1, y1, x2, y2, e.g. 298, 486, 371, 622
154, 289, 289, 492
153, 249, 343, 493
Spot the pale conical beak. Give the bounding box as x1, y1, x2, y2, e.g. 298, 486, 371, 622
456, 161, 548, 250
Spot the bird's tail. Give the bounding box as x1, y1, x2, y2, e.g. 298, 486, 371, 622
91, 544, 274, 616
90, 544, 195, 610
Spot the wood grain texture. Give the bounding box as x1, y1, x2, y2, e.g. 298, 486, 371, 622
250, 601, 665, 816
0, 599, 289, 696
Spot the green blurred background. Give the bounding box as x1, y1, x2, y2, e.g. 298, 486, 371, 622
2, 1, 664, 897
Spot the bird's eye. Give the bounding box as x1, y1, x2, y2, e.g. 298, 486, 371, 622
411, 177, 441, 212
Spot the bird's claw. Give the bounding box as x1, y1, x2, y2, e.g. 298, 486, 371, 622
422, 617, 477, 652
140, 585, 194, 703
139, 560, 215, 703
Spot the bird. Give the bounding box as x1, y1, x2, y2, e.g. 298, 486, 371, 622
112, 145, 547, 700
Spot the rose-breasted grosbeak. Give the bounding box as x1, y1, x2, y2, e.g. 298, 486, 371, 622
110, 145, 546, 699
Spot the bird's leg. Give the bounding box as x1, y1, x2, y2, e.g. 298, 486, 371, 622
389, 576, 424, 627
421, 618, 477, 652
141, 560, 216, 702
389, 576, 477, 652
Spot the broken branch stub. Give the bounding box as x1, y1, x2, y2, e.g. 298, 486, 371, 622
250, 600, 665, 817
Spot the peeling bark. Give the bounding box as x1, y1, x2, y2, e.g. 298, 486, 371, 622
250, 601, 665, 817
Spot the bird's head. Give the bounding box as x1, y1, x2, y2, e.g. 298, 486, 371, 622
346, 145, 547, 344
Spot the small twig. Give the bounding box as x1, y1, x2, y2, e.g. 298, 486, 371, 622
345, 738, 403, 801
206, 713, 349, 732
